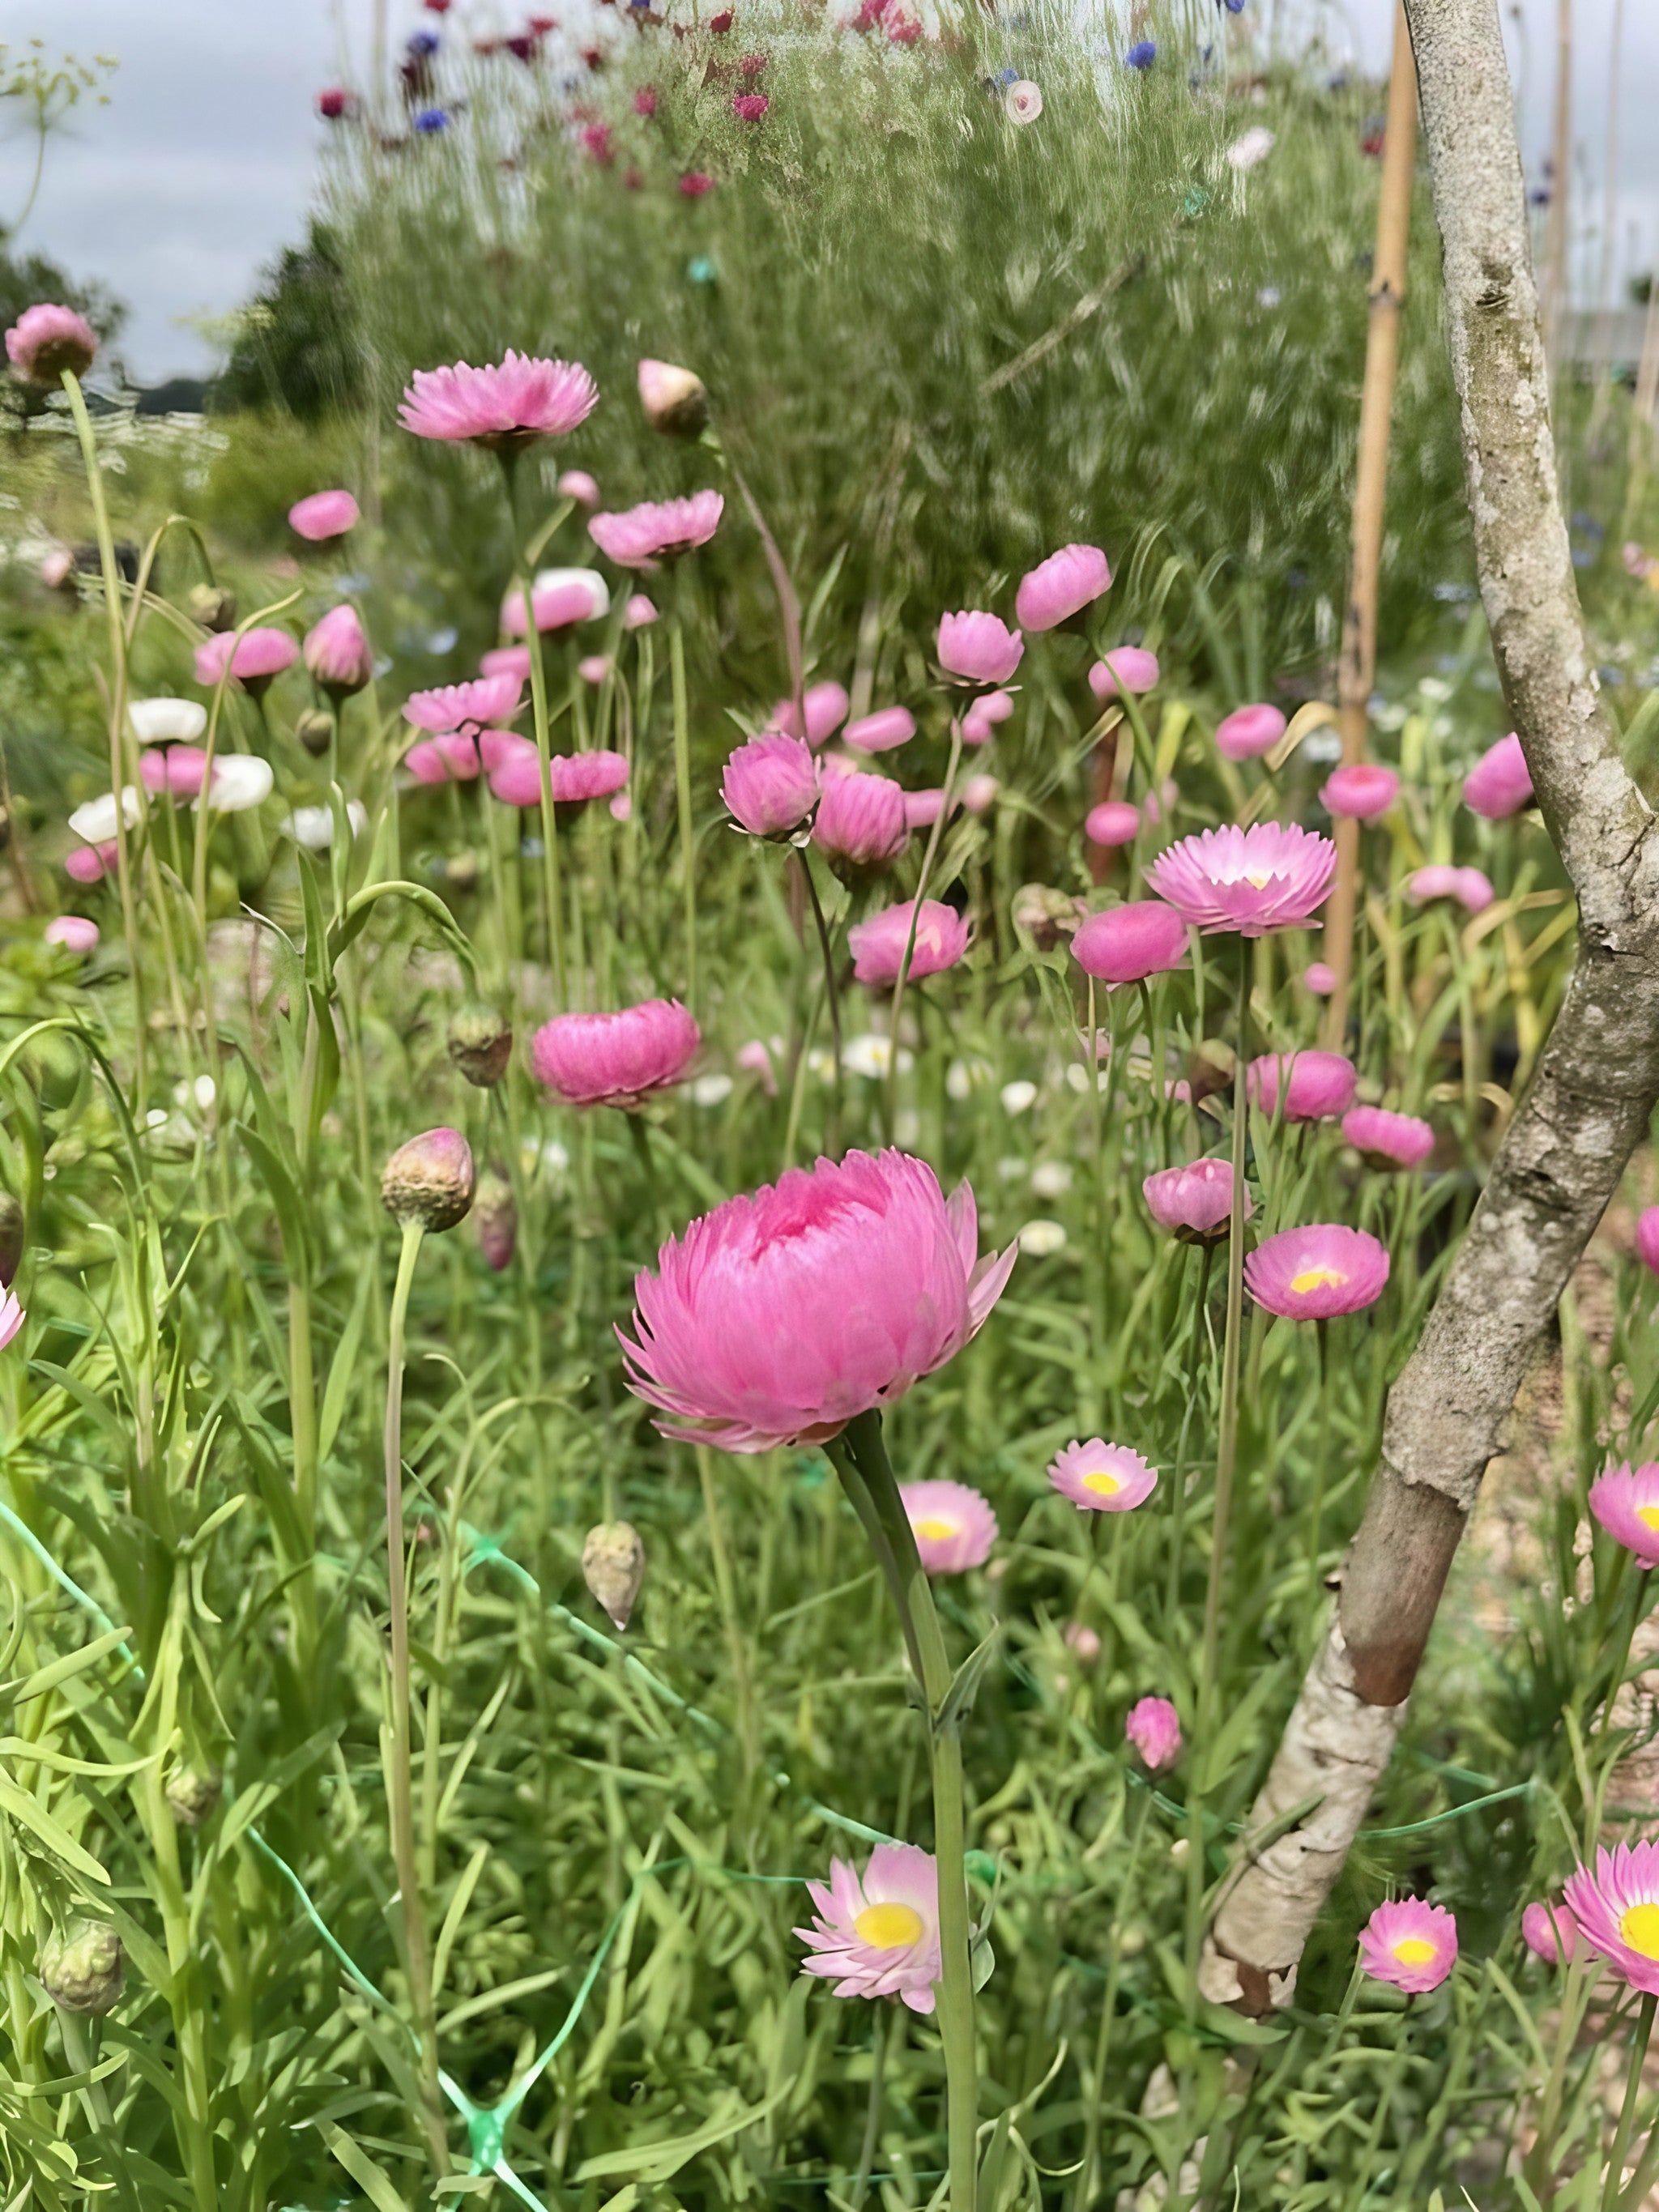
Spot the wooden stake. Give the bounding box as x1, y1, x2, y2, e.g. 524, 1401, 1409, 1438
1539, 0, 1573, 367
1320, 2, 1418, 1048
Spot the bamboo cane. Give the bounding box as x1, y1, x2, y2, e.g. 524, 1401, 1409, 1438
1319, 2, 1418, 1049
1539, 0, 1573, 369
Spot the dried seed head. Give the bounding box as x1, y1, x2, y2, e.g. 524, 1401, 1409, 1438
165, 1764, 224, 1827
1188, 1039, 1236, 1105
381, 1127, 476, 1233
294, 709, 335, 757
475, 1170, 517, 1271
41, 1921, 124, 2014
446, 1005, 514, 1089
1012, 883, 1084, 951
186, 584, 238, 633
582, 1521, 646, 1630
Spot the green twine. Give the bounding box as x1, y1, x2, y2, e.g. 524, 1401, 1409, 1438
0, 1497, 144, 1683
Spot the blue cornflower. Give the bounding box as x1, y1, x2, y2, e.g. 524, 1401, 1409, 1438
1222, 0, 1245, 14
407, 27, 441, 53
414, 106, 450, 132
995, 65, 1017, 84
1125, 40, 1155, 69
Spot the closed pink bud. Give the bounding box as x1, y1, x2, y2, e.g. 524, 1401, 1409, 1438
141, 746, 211, 799
625, 594, 658, 629
1070, 900, 1187, 985
381, 1127, 476, 1232
842, 705, 915, 754
774, 681, 850, 747
558, 468, 601, 507
304, 604, 372, 696
1520, 1900, 1576, 1965
847, 898, 970, 987
1636, 1207, 1659, 1276
1085, 800, 1139, 849
1408, 864, 1494, 914
1247, 1050, 1357, 1121
1322, 762, 1399, 820
1088, 647, 1158, 700
1214, 702, 1286, 761
1342, 1104, 1434, 1169
723, 733, 819, 837
1464, 732, 1533, 819
45, 915, 100, 955
288, 488, 360, 541
1303, 961, 1336, 995
812, 770, 908, 871
962, 688, 1013, 745
1142, 1157, 1248, 1240
962, 773, 998, 815
66, 840, 119, 884
194, 626, 299, 697
474, 1169, 518, 1269
937, 610, 1023, 686
1015, 543, 1111, 632
531, 999, 699, 1109
1125, 1695, 1181, 1771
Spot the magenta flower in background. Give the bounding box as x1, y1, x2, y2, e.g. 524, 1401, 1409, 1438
738, 1038, 777, 1094
532, 999, 699, 1110
679, 169, 716, 197
900, 1479, 998, 1573
732, 91, 769, 118
406, 733, 483, 785
288, 488, 360, 541
6, 302, 97, 385
1125, 1695, 1181, 1771
937, 611, 1023, 686
1245, 1224, 1390, 1320
1303, 961, 1337, 995
1343, 1105, 1434, 1169
795, 1843, 942, 2014
1464, 731, 1533, 819
551, 750, 630, 804
1408, 863, 1495, 914
903, 788, 957, 830
618, 1149, 1017, 1452
45, 916, 99, 955
559, 467, 601, 505
1085, 800, 1139, 849
1214, 702, 1286, 761
1589, 1461, 1659, 1563
625, 593, 658, 628
1047, 1438, 1157, 1513
842, 706, 915, 754
1146, 822, 1337, 936
305, 604, 372, 697
812, 770, 908, 869
774, 681, 851, 748
1636, 1208, 1659, 1275
480, 646, 532, 684
1358, 1899, 1457, 1994
1247, 1050, 1358, 1122
66, 839, 118, 885
578, 655, 612, 685
1143, 1158, 1250, 1240
962, 688, 1014, 745
0, 1288, 23, 1349
399, 352, 599, 447
141, 746, 212, 799
405, 673, 522, 732
1520, 1900, 1577, 1965
590, 491, 723, 567
1088, 647, 1158, 701
1015, 543, 1111, 632
847, 898, 970, 987
1563, 1843, 1659, 1992
1322, 762, 1399, 820
723, 733, 819, 837
194, 627, 299, 694
1070, 900, 1187, 985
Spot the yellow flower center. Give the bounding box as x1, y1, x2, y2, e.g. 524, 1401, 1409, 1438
1620, 1903, 1659, 1959
1082, 1470, 1123, 1497
1245, 872, 1272, 890
913, 1518, 957, 1542
855, 1902, 924, 1951
1638, 1507, 1659, 1535
1290, 1266, 1346, 1295
1392, 1937, 1437, 1967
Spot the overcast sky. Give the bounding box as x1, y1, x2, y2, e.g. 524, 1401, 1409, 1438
3, 0, 1655, 380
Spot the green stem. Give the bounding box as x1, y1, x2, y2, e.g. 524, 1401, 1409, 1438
884, 725, 963, 1136
1072, 1788, 1154, 2212
671, 609, 697, 1009
1201, 954, 1250, 1732
1602, 1991, 1657, 2212
1165, 1238, 1216, 1642
696, 1444, 760, 1783
800, 853, 842, 1149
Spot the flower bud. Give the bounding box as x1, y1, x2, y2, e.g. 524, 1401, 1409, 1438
165, 1764, 224, 1827
446, 1005, 514, 1088
41, 1921, 124, 2014
381, 1127, 476, 1232
582, 1521, 646, 1630
475, 1170, 517, 1271
1012, 883, 1084, 950
637, 357, 709, 437
186, 583, 238, 633
1188, 1040, 1236, 1105
294, 709, 335, 757
0, 1193, 22, 1288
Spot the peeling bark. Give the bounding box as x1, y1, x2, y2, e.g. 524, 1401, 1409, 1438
1200, 0, 1659, 2011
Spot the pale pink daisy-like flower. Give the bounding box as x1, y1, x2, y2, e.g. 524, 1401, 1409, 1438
1247, 1050, 1357, 1122
1408, 863, 1495, 914
1303, 961, 1337, 995
937, 611, 1023, 686
288, 488, 360, 540
1521, 1900, 1577, 1965
1322, 762, 1399, 820
405, 673, 522, 733
1342, 1105, 1434, 1169
1088, 647, 1158, 700
489, 745, 629, 808
1565, 1841, 1659, 1993
1214, 703, 1286, 761
1245, 1224, 1389, 1320
1125, 1695, 1181, 1771
795, 1843, 942, 2014
480, 646, 532, 685
1464, 731, 1533, 819
406, 733, 483, 786
723, 734, 819, 837
45, 916, 99, 955
1636, 1208, 1659, 1275
900, 1479, 998, 1573
1071, 900, 1187, 985
589, 491, 723, 567
847, 898, 970, 987
531, 999, 699, 1110
398, 352, 599, 448
618, 1150, 1017, 1452
1004, 78, 1043, 123
194, 627, 298, 694
1085, 800, 1139, 849
305, 605, 372, 697
1143, 1159, 1250, 1241
6, 302, 97, 385
962, 689, 1013, 746
1015, 543, 1111, 632
842, 706, 915, 754
1358, 1898, 1457, 1994
1145, 822, 1337, 936
0, 1288, 24, 1348
1589, 1462, 1659, 1564
1047, 1438, 1157, 1513
812, 770, 908, 870
774, 681, 851, 748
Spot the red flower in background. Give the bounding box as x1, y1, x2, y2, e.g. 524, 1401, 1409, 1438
634, 86, 659, 113
732, 92, 768, 119
710, 9, 735, 28
678, 168, 714, 195
582, 122, 615, 161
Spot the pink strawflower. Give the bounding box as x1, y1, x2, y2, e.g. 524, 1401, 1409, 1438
738, 1038, 777, 1094
679, 170, 716, 197
501, 574, 605, 634
1342, 1105, 1434, 1169
1303, 961, 1337, 995
1589, 1461, 1659, 1565
1214, 703, 1286, 761
305, 604, 372, 696
962, 689, 1013, 746
405, 674, 522, 733
66, 840, 118, 885
795, 1843, 942, 2014
532, 999, 699, 1110
141, 746, 211, 799
550, 749, 629, 803
480, 646, 532, 684
1565, 1842, 1659, 1993
1047, 1438, 1157, 1513
625, 594, 658, 628
1323, 762, 1399, 820
618, 1149, 1017, 1452
1358, 1899, 1458, 1994
1071, 900, 1187, 985
406, 733, 483, 785
1407, 864, 1495, 914
1015, 543, 1111, 632
1521, 1900, 1578, 1965
842, 706, 915, 754
903, 788, 957, 830
589, 492, 723, 567
1145, 822, 1337, 936
1143, 1158, 1250, 1240
6, 302, 97, 385
1245, 1224, 1390, 1320
1125, 1695, 1181, 1771
194, 627, 299, 693
633, 87, 659, 115
732, 91, 769, 118
937, 611, 1023, 686
1464, 731, 1533, 819
723, 733, 819, 837
774, 681, 851, 748
45, 915, 99, 955
1247, 1050, 1358, 1122
847, 898, 970, 987
900, 1479, 998, 1573
1064, 1622, 1102, 1662
1085, 801, 1139, 849
1088, 648, 1158, 700
559, 468, 601, 505
0, 1288, 23, 1348
1636, 1208, 1659, 1276
399, 352, 599, 447
288, 488, 360, 540
488, 743, 629, 808
812, 770, 908, 869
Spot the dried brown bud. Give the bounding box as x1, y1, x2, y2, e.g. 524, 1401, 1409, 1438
475, 1170, 517, 1271
1188, 1040, 1236, 1105
165, 1764, 224, 1827
445, 850, 480, 892
187, 584, 238, 633
446, 1005, 513, 1088
0, 1194, 22, 1289
381, 1127, 476, 1233
41, 1921, 124, 2014
1012, 883, 1085, 951
294, 709, 335, 757
637, 357, 710, 437
582, 1521, 646, 1630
